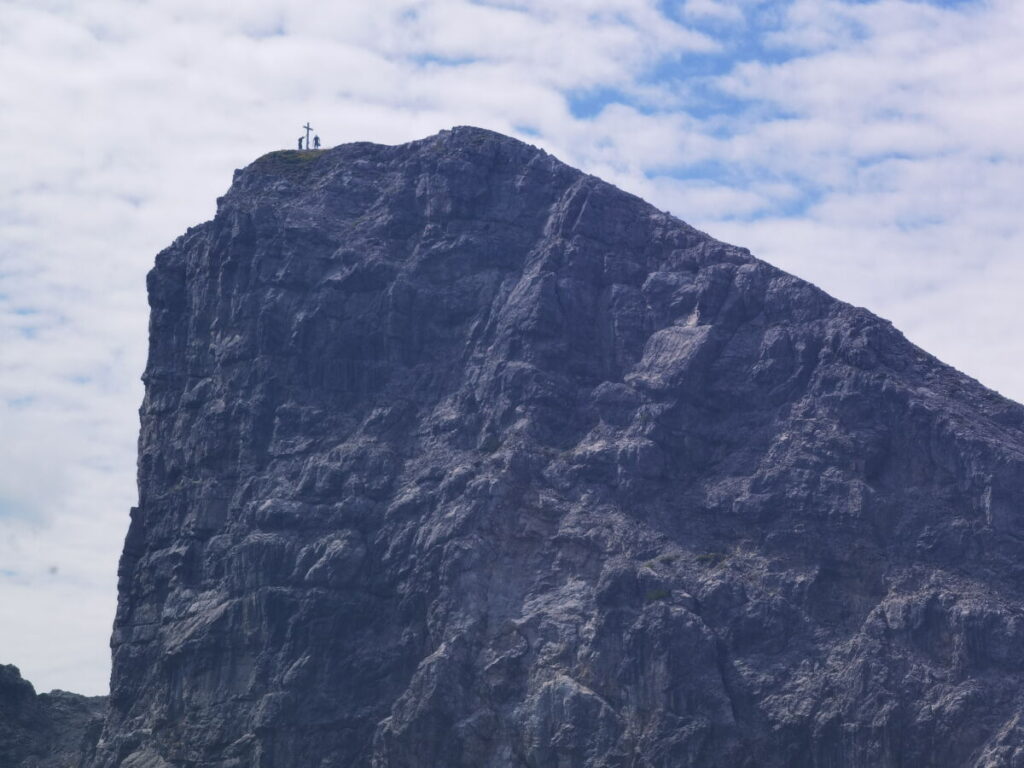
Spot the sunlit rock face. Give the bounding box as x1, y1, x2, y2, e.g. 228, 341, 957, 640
0, 664, 106, 767
93, 127, 1024, 768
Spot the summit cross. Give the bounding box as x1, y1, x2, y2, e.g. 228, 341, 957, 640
303, 123, 314, 150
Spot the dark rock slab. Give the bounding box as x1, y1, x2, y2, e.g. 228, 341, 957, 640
92, 127, 1024, 767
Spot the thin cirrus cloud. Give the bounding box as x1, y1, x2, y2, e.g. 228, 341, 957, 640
0, 0, 1020, 695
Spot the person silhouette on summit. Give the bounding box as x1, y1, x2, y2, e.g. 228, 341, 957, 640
298, 136, 304, 150
313, 135, 321, 149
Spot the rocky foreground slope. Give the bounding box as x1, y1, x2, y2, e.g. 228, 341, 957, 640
0, 664, 105, 767
89, 127, 1024, 767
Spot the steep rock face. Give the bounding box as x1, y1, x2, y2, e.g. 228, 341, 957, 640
0, 664, 106, 767
94, 127, 1024, 767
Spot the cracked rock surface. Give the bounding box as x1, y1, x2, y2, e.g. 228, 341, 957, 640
92, 127, 1024, 767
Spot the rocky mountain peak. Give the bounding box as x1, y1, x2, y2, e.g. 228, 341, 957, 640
85, 127, 1024, 767
0, 664, 105, 767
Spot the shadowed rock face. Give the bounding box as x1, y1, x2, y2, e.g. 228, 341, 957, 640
92, 127, 1024, 767
0, 664, 106, 767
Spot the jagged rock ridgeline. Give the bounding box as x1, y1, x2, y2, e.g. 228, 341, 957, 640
0, 664, 105, 767
91, 127, 1024, 767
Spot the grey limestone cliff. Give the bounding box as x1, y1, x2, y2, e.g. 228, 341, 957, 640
92, 127, 1024, 767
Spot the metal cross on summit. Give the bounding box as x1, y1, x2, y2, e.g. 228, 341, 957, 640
297, 122, 321, 151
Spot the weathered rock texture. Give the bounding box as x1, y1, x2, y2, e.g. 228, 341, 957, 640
92, 127, 1024, 767
0, 664, 106, 767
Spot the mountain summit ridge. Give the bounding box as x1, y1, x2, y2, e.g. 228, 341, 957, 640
78, 126, 1024, 767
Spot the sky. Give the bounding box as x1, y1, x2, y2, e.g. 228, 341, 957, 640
1, 0, 1022, 696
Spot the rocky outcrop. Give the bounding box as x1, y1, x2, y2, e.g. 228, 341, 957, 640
92, 127, 1024, 767
0, 664, 105, 767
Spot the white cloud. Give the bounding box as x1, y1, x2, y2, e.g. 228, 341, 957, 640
682, 0, 746, 23
1, 0, 1022, 695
